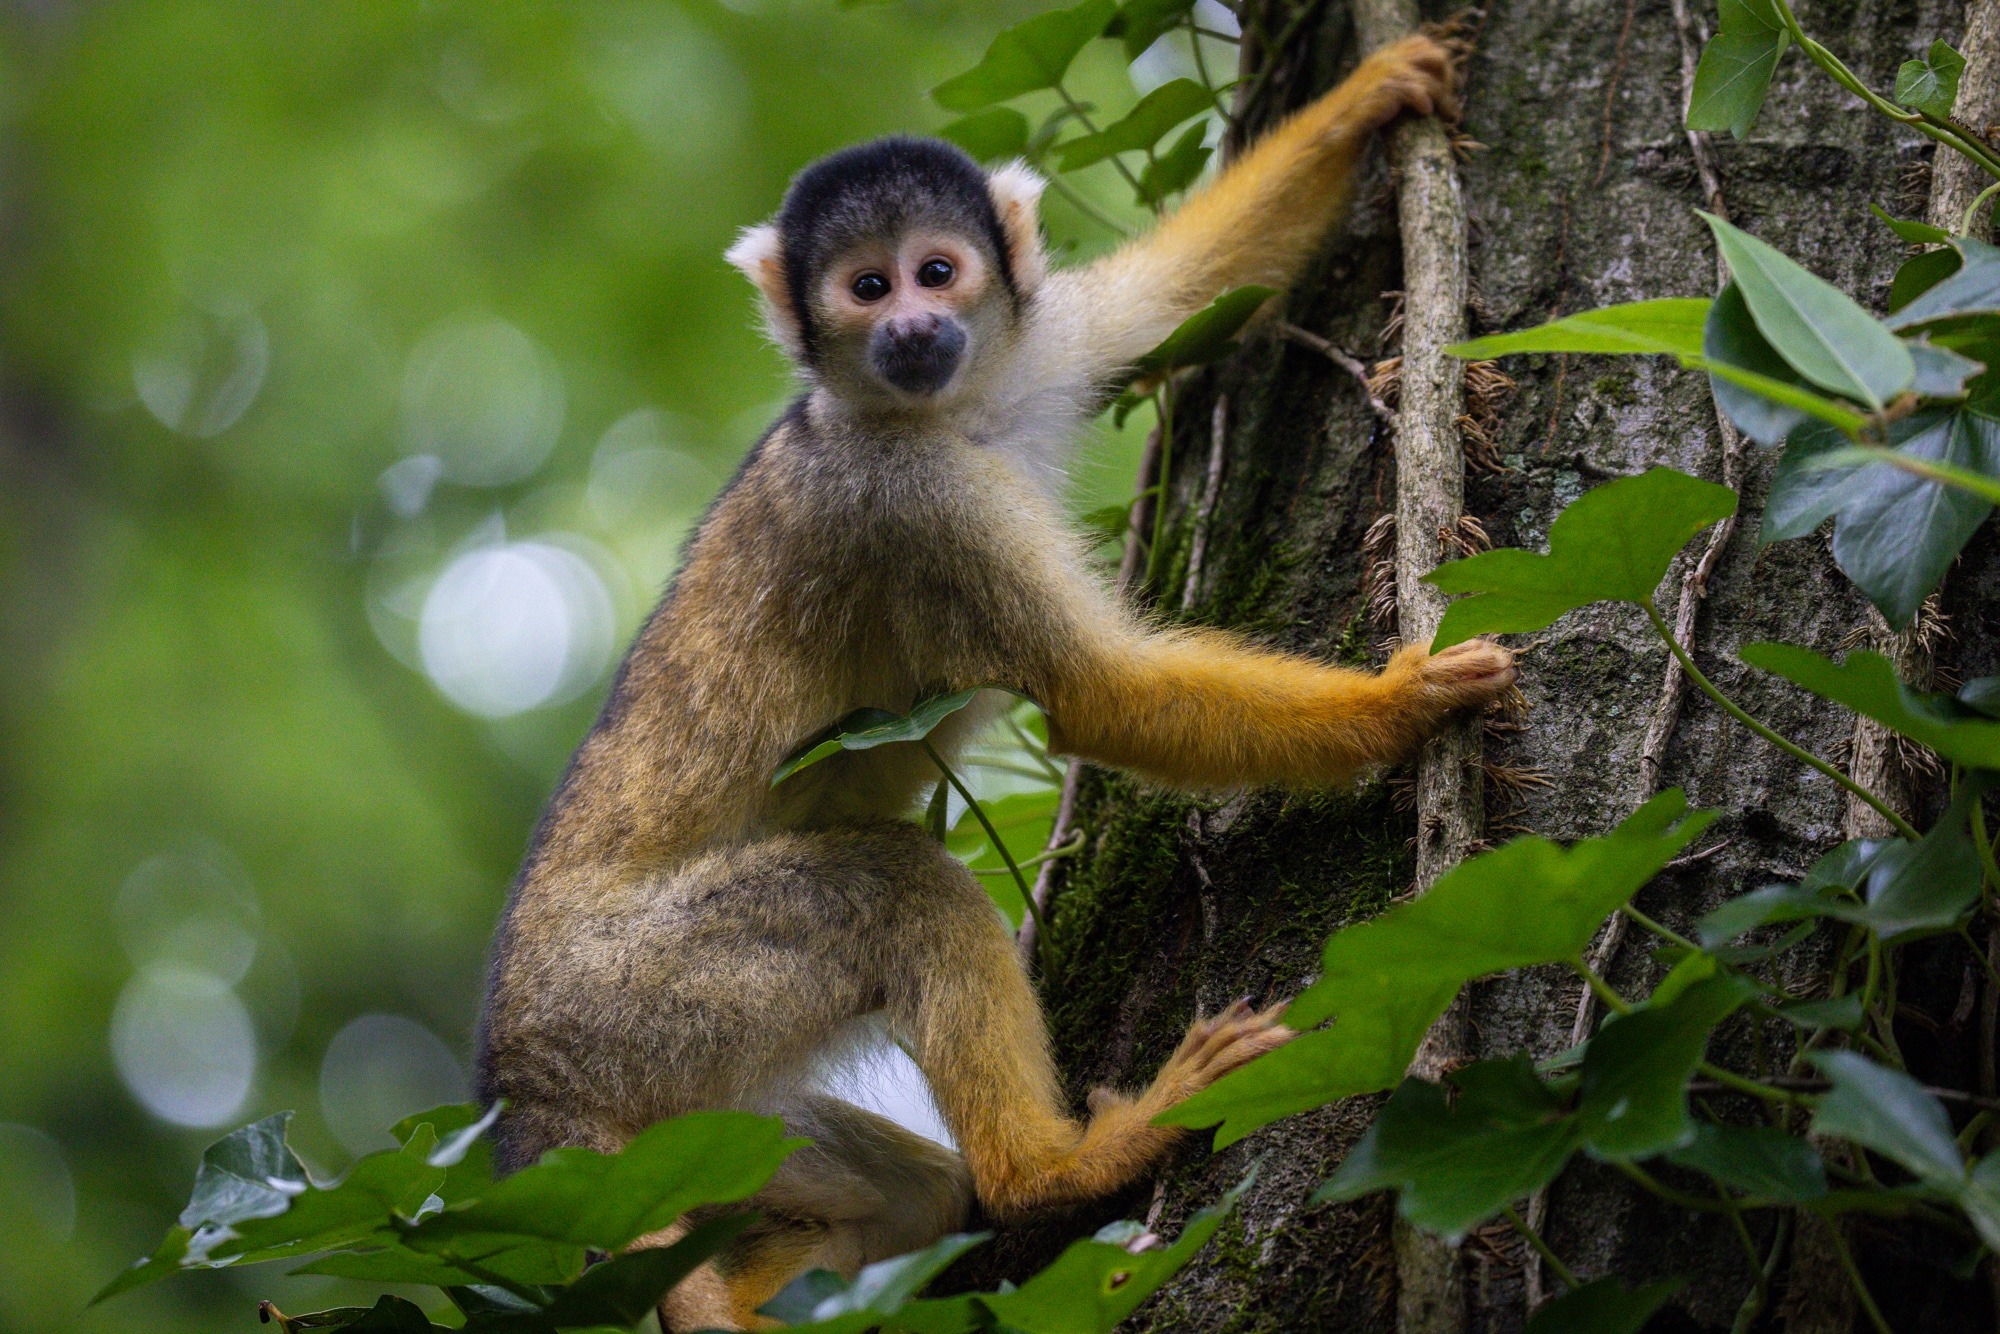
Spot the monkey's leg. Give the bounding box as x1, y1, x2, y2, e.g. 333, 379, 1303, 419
871, 827, 1291, 1219
654, 1094, 973, 1331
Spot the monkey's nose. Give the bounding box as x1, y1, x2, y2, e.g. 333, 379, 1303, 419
872, 315, 967, 396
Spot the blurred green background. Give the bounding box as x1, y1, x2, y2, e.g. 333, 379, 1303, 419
0, 2, 1191, 1328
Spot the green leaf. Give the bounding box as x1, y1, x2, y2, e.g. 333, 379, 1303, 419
1704, 283, 1809, 445
947, 787, 1059, 926
1700, 211, 1914, 410
1911, 339, 1985, 397
1871, 202, 1953, 246
1576, 975, 1753, 1159
1695, 882, 1853, 946
1687, 32, 1788, 138
294, 1237, 576, 1290
1134, 121, 1212, 206
90, 1226, 192, 1305
179, 1112, 310, 1230
937, 108, 1031, 163
1424, 468, 1737, 649
1738, 642, 2000, 768
1809, 1051, 1965, 1191
1768, 993, 1865, 1032
1164, 792, 1713, 1146
1663, 1123, 1828, 1202
1718, 0, 1785, 32
1313, 1059, 1582, 1242
269, 1296, 448, 1333
1892, 247, 1967, 315
402, 1111, 802, 1254
1696, 357, 1872, 435
1054, 79, 1211, 171
1890, 237, 2000, 330
1756, 408, 2000, 626
1966, 1155, 2000, 1253
760, 1232, 989, 1332
1896, 40, 1967, 119
1103, 0, 1196, 60
1447, 298, 1710, 359
218, 1126, 450, 1264
1524, 1277, 1687, 1334
775, 689, 984, 784
531, 1215, 756, 1330
391, 1102, 502, 1203
1847, 781, 1990, 941
931, 0, 1118, 112
978, 1170, 1253, 1332
1133, 285, 1275, 374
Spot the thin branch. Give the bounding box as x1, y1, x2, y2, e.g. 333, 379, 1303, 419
1180, 395, 1230, 608
1277, 321, 1396, 421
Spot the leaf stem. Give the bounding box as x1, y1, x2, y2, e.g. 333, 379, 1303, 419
1972, 799, 2000, 903
1729, 1209, 1789, 1334
1055, 82, 1151, 201
1573, 960, 1633, 1016
1823, 1216, 1895, 1334
1042, 172, 1133, 237
1964, 179, 2000, 237
1620, 903, 1701, 954
1501, 1204, 1580, 1290
1697, 1061, 1808, 1105
970, 833, 1085, 875
1642, 599, 1920, 840
1187, 19, 1235, 124
1611, 1160, 1739, 1214
925, 741, 1053, 975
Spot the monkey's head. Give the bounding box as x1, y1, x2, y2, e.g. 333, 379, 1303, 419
726, 137, 1047, 408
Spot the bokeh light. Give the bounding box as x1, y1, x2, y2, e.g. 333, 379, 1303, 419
318, 1014, 468, 1158
399, 316, 566, 487
417, 536, 617, 718
110, 965, 258, 1129
131, 301, 271, 439
0, 1124, 77, 1242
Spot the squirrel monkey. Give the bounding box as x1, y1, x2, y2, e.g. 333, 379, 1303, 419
476, 34, 1512, 1332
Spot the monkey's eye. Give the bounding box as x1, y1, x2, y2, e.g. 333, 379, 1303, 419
851, 272, 890, 302
915, 257, 955, 289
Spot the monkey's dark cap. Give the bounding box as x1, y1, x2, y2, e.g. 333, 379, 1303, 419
777, 136, 1015, 354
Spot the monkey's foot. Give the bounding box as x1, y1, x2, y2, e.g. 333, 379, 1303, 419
1398, 637, 1517, 714
1146, 998, 1295, 1109
1347, 34, 1461, 131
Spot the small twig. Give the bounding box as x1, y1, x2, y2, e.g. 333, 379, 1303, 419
1278, 321, 1396, 421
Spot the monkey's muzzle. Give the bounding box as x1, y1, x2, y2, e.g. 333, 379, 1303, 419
871, 315, 966, 396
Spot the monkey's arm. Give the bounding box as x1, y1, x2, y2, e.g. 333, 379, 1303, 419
1035, 624, 1509, 789
1032, 34, 1454, 381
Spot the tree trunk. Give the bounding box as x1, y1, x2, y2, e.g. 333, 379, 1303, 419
977, 1, 1999, 1330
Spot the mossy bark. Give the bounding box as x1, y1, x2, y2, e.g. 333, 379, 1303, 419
968, 2, 2000, 1331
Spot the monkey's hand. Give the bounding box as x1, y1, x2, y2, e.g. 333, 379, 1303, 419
1112, 998, 1296, 1117
1389, 637, 1518, 722
1340, 33, 1461, 133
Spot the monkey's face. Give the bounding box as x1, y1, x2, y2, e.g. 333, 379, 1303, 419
811, 228, 1009, 403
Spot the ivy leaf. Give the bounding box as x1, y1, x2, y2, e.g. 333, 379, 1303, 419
527, 1215, 757, 1330
1809, 1052, 1966, 1192
1135, 121, 1212, 205
1103, 0, 1196, 60
775, 689, 985, 784
1848, 781, 1991, 941
1870, 202, 1953, 246
1910, 339, 1985, 398
217, 1125, 450, 1265
1756, 409, 2000, 626
1766, 993, 1864, 1032
90, 1226, 193, 1305
1576, 975, 1754, 1160
946, 787, 1060, 927
1054, 79, 1211, 171
1662, 1123, 1828, 1202
931, 0, 1118, 112
976, 1170, 1253, 1333
1738, 642, 2000, 768
1700, 211, 1914, 410
1893, 248, 1969, 315
178, 1112, 310, 1231
1890, 237, 2000, 330
266, 1295, 447, 1333
1524, 1277, 1687, 1334
1896, 40, 1967, 119
1704, 283, 1810, 444
1448, 298, 1710, 358
760, 1232, 990, 1332
1164, 792, 1712, 1146
1313, 1058, 1581, 1242
1424, 468, 1737, 649
401, 1111, 803, 1255
1133, 285, 1275, 374
1687, 33, 1788, 138
938, 108, 1031, 163
291, 1243, 569, 1290
1695, 882, 1853, 946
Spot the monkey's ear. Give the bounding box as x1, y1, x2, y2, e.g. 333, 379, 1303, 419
987, 161, 1048, 296
724, 223, 805, 360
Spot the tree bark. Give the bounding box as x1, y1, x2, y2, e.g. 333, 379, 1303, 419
977, 1, 1997, 1330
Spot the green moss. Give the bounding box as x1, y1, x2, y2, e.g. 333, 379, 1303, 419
1589, 371, 1638, 406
